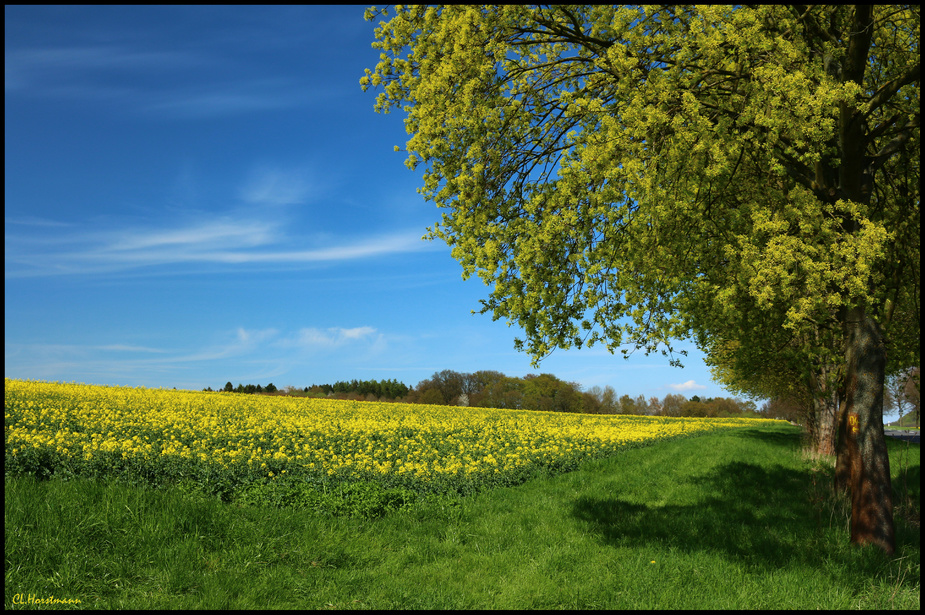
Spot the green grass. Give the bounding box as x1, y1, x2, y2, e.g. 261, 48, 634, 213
5, 423, 919, 609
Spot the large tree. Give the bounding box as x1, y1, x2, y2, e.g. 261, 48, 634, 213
362, 5, 919, 554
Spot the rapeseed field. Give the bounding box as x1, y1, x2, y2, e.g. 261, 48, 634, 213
5, 378, 779, 498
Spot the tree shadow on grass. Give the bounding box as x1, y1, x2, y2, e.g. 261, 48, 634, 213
571, 452, 918, 583
727, 427, 804, 450
573, 461, 814, 571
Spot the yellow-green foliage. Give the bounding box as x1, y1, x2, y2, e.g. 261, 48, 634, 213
361, 5, 919, 384
5, 379, 781, 496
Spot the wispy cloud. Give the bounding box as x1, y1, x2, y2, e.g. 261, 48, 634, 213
285, 326, 378, 349
5, 216, 75, 228
6, 230, 433, 277
4, 45, 208, 91
5, 210, 436, 278
4, 324, 383, 387
139, 79, 328, 119
239, 166, 319, 207
5, 44, 330, 118
96, 344, 170, 354
104, 221, 274, 253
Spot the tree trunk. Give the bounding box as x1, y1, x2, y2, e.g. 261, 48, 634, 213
813, 390, 839, 457
809, 363, 840, 457
834, 399, 851, 491
835, 305, 895, 555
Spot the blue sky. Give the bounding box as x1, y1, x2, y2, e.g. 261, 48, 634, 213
5, 5, 750, 403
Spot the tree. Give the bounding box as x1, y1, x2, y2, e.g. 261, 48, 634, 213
414, 370, 466, 405
618, 394, 637, 415
887, 366, 920, 427
465, 370, 520, 408
419, 387, 446, 406
905, 367, 921, 428
680, 399, 711, 417
585, 385, 619, 414
759, 397, 802, 423
705, 325, 852, 459
522, 373, 581, 412
599, 386, 618, 414
581, 389, 603, 414
659, 393, 687, 417
432, 369, 466, 405
633, 394, 648, 415
363, 5, 919, 554
483, 374, 525, 409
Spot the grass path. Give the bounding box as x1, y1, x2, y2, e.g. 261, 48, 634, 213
5, 423, 920, 609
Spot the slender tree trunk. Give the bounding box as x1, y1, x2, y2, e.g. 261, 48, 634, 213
835, 398, 851, 491
836, 305, 895, 555
803, 388, 820, 453
813, 389, 839, 457
809, 363, 840, 457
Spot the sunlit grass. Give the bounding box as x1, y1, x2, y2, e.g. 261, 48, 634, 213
4, 425, 918, 609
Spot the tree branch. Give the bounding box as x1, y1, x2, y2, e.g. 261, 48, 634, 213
868, 114, 921, 172
843, 5, 874, 85
864, 62, 921, 119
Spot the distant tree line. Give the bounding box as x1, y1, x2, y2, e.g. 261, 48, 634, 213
204, 379, 409, 401
200, 369, 782, 418
203, 382, 280, 394
303, 379, 410, 401
403, 369, 763, 417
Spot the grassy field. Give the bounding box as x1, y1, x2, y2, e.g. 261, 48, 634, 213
5, 423, 919, 609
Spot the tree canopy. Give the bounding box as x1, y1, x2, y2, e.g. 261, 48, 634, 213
362, 5, 918, 372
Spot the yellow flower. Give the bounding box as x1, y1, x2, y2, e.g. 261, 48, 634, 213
4, 378, 783, 493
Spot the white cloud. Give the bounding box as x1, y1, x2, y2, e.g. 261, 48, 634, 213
339, 326, 377, 340
235, 327, 279, 346
667, 379, 707, 392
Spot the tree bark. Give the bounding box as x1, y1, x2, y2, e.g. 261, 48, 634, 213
809, 363, 840, 456
813, 389, 839, 457
835, 305, 895, 555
